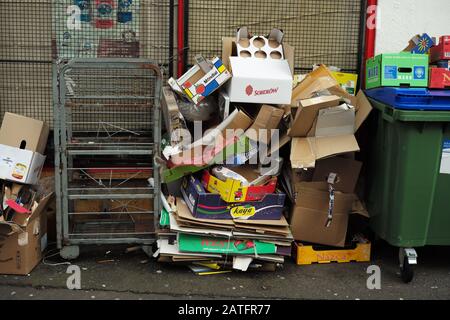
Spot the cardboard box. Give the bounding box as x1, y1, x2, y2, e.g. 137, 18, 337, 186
289, 182, 354, 247
290, 65, 357, 106
315, 103, 355, 137
366, 53, 429, 89
403, 34, 435, 54
0, 194, 52, 275
0, 113, 48, 184
429, 67, 450, 89
202, 169, 277, 203
288, 95, 342, 137
430, 36, 450, 63
171, 56, 231, 105
0, 145, 46, 185
222, 34, 294, 104
331, 71, 358, 95
290, 91, 372, 169
0, 113, 49, 154
245, 105, 284, 144
312, 157, 362, 193
181, 175, 285, 220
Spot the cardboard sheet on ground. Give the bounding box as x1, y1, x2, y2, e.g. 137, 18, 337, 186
157, 238, 223, 258
169, 212, 233, 238
178, 233, 277, 255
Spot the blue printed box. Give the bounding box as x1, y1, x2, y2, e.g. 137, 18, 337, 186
181, 175, 285, 220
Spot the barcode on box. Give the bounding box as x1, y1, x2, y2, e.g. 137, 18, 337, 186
445, 52, 450, 58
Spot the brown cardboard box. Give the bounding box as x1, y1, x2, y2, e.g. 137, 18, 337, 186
312, 157, 362, 193
288, 95, 341, 137
291, 65, 356, 106
0, 194, 52, 275
0, 112, 49, 154
289, 182, 354, 247
290, 91, 372, 169
245, 105, 284, 144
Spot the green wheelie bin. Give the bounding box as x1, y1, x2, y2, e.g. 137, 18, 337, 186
365, 88, 450, 283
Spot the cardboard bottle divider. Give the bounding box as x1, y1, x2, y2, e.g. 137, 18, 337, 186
236, 27, 284, 60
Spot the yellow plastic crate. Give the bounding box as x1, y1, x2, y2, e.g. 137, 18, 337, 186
294, 241, 371, 265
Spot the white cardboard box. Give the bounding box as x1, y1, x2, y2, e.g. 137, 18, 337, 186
222, 37, 294, 105
226, 58, 293, 104
0, 144, 46, 184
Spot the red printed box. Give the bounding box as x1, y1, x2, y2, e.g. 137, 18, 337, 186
429, 68, 450, 89
430, 36, 450, 63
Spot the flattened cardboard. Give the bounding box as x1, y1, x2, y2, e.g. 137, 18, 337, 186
178, 233, 277, 255
245, 105, 284, 144
0, 113, 49, 154
176, 198, 234, 227
312, 157, 362, 193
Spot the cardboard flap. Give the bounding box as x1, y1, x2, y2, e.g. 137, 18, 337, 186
28, 193, 54, 222
315, 104, 355, 137
288, 95, 341, 137
291, 135, 360, 169
315, 135, 360, 160
290, 138, 317, 169
0, 221, 24, 236
283, 43, 295, 75
245, 105, 284, 143
355, 91, 373, 132
222, 37, 235, 71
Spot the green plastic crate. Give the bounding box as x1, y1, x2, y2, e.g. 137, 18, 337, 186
366, 53, 429, 89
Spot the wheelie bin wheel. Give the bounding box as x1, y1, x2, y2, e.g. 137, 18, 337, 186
399, 248, 417, 283
400, 256, 414, 283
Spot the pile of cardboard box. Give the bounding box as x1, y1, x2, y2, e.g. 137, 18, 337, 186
366, 33, 450, 90
0, 113, 52, 275
157, 27, 373, 272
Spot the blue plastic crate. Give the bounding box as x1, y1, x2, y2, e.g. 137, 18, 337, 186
365, 87, 450, 111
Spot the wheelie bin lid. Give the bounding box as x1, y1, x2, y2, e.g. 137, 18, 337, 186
365, 87, 450, 111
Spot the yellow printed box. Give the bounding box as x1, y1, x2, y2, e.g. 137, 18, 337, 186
293, 241, 371, 265
201, 170, 277, 203
331, 71, 358, 96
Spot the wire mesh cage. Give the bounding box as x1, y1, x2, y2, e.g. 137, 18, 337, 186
186, 0, 364, 74
54, 58, 161, 250
0, 0, 173, 128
